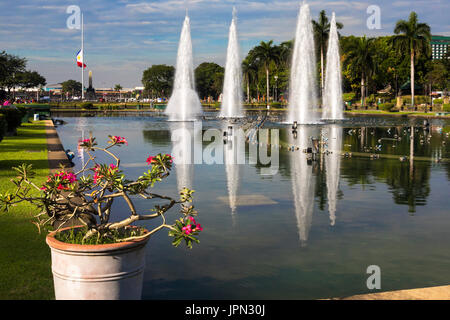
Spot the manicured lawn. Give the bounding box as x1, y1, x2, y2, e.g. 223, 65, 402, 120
0, 121, 53, 300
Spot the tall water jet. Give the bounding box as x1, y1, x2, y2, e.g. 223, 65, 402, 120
288, 2, 318, 124
220, 8, 244, 118
322, 12, 344, 120
289, 126, 317, 246
165, 14, 202, 121
323, 125, 342, 225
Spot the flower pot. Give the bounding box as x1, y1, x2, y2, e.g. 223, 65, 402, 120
46, 227, 149, 300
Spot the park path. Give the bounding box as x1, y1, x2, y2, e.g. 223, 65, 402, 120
44, 120, 72, 173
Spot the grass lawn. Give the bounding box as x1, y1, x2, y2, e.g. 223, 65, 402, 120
0, 121, 53, 300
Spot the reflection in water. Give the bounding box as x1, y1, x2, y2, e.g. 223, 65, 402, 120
170, 122, 200, 192
223, 123, 244, 219
323, 125, 342, 226
289, 125, 317, 246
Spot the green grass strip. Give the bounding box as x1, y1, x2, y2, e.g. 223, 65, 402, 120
0, 121, 53, 300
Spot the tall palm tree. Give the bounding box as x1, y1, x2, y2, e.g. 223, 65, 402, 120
312, 10, 343, 98
392, 12, 431, 107
344, 36, 376, 107
251, 40, 279, 104
114, 84, 123, 100
241, 58, 257, 103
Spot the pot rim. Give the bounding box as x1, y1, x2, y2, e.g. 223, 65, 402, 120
46, 225, 150, 253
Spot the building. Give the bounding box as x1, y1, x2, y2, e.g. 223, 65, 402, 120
431, 35, 450, 60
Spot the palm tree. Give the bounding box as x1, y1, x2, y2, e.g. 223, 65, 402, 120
344, 36, 376, 107
241, 58, 257, 103
392, 12, 431, 107
114, 84, 123, 101
251, 40, 280, 104
312, 10, 343, 99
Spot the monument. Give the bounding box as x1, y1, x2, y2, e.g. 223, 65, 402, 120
85, 70, 96, 101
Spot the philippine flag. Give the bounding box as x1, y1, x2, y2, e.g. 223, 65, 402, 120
76, 49, 86, 68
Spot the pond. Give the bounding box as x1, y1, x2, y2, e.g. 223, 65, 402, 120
54, 114, 450, 299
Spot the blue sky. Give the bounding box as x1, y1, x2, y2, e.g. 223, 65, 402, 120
1, 0, 449, 88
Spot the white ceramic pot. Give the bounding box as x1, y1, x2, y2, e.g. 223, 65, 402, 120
46, 227, 149, 300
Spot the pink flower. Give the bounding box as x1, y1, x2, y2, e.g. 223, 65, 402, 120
165, 154, 173, 163
112, 136, 128, 145
40, 186, 47, 191
146, 156, 155, 165
182, 225, 192, 235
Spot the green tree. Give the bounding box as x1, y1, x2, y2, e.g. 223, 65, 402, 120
241, 57, 259, 103
142, 65, 175, 98
392, 12, 431, 107
251, 40, 280, 103
114, 84, 123, 100
343, 36, 376, 107
61, 80, 82, 96
0, 51, 27, 97
15, 71, 46, 89
312, 10, 343, 98
194, 62, 224, 100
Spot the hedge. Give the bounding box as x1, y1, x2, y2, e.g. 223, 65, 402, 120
379, 103, 395, 112
0, 107, 27, 133
0, 114, 6, 142
80, 102, 96, 110
433, 99, 443, 105
443, 104, 450, 112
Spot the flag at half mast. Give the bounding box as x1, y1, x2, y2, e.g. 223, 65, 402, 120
76, 49, 86, 68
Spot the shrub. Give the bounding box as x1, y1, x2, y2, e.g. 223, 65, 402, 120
379, 103, 395, 112
0, 114, 6, 143
433, 99, 443, 105
0, 107, 26, 133
80, 102, 95, 110
343, 93, 356, 102
443, 104, 450, 112
270, 102, 285, 108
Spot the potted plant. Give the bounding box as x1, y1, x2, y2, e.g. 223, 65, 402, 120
0, 135, 202, 300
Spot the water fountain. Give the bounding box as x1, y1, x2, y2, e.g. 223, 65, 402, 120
322, 13, 344, 120
220, 8, 244, 118
323, 125, 342, 225
289, 126, 318, 246
288, 2, 318, 124
165, 14, 203, 121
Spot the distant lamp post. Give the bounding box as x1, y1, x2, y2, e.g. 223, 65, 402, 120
274, 75, 279, 102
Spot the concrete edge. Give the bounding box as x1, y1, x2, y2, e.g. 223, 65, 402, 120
44, 119, 72, 173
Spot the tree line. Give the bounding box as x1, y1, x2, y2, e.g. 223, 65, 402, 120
142, 11, 449, 107
0, 51, 46, 101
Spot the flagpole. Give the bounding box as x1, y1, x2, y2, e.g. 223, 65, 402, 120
81, 13, 84, 100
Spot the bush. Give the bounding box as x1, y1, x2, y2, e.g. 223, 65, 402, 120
379, 103, 395, 112
433, 99, 443, 105
0, 107, 26, 133
270, 102, 285, 108
0, 114, 7, 142
80, 102, 95, 110
343, 93, 356, 102
443, 104, 450, 112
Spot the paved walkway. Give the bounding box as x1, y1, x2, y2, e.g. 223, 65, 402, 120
337, 285, 450, 300
44, 120, 71, 172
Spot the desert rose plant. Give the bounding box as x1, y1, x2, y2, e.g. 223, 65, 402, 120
0, 135, 202, 248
